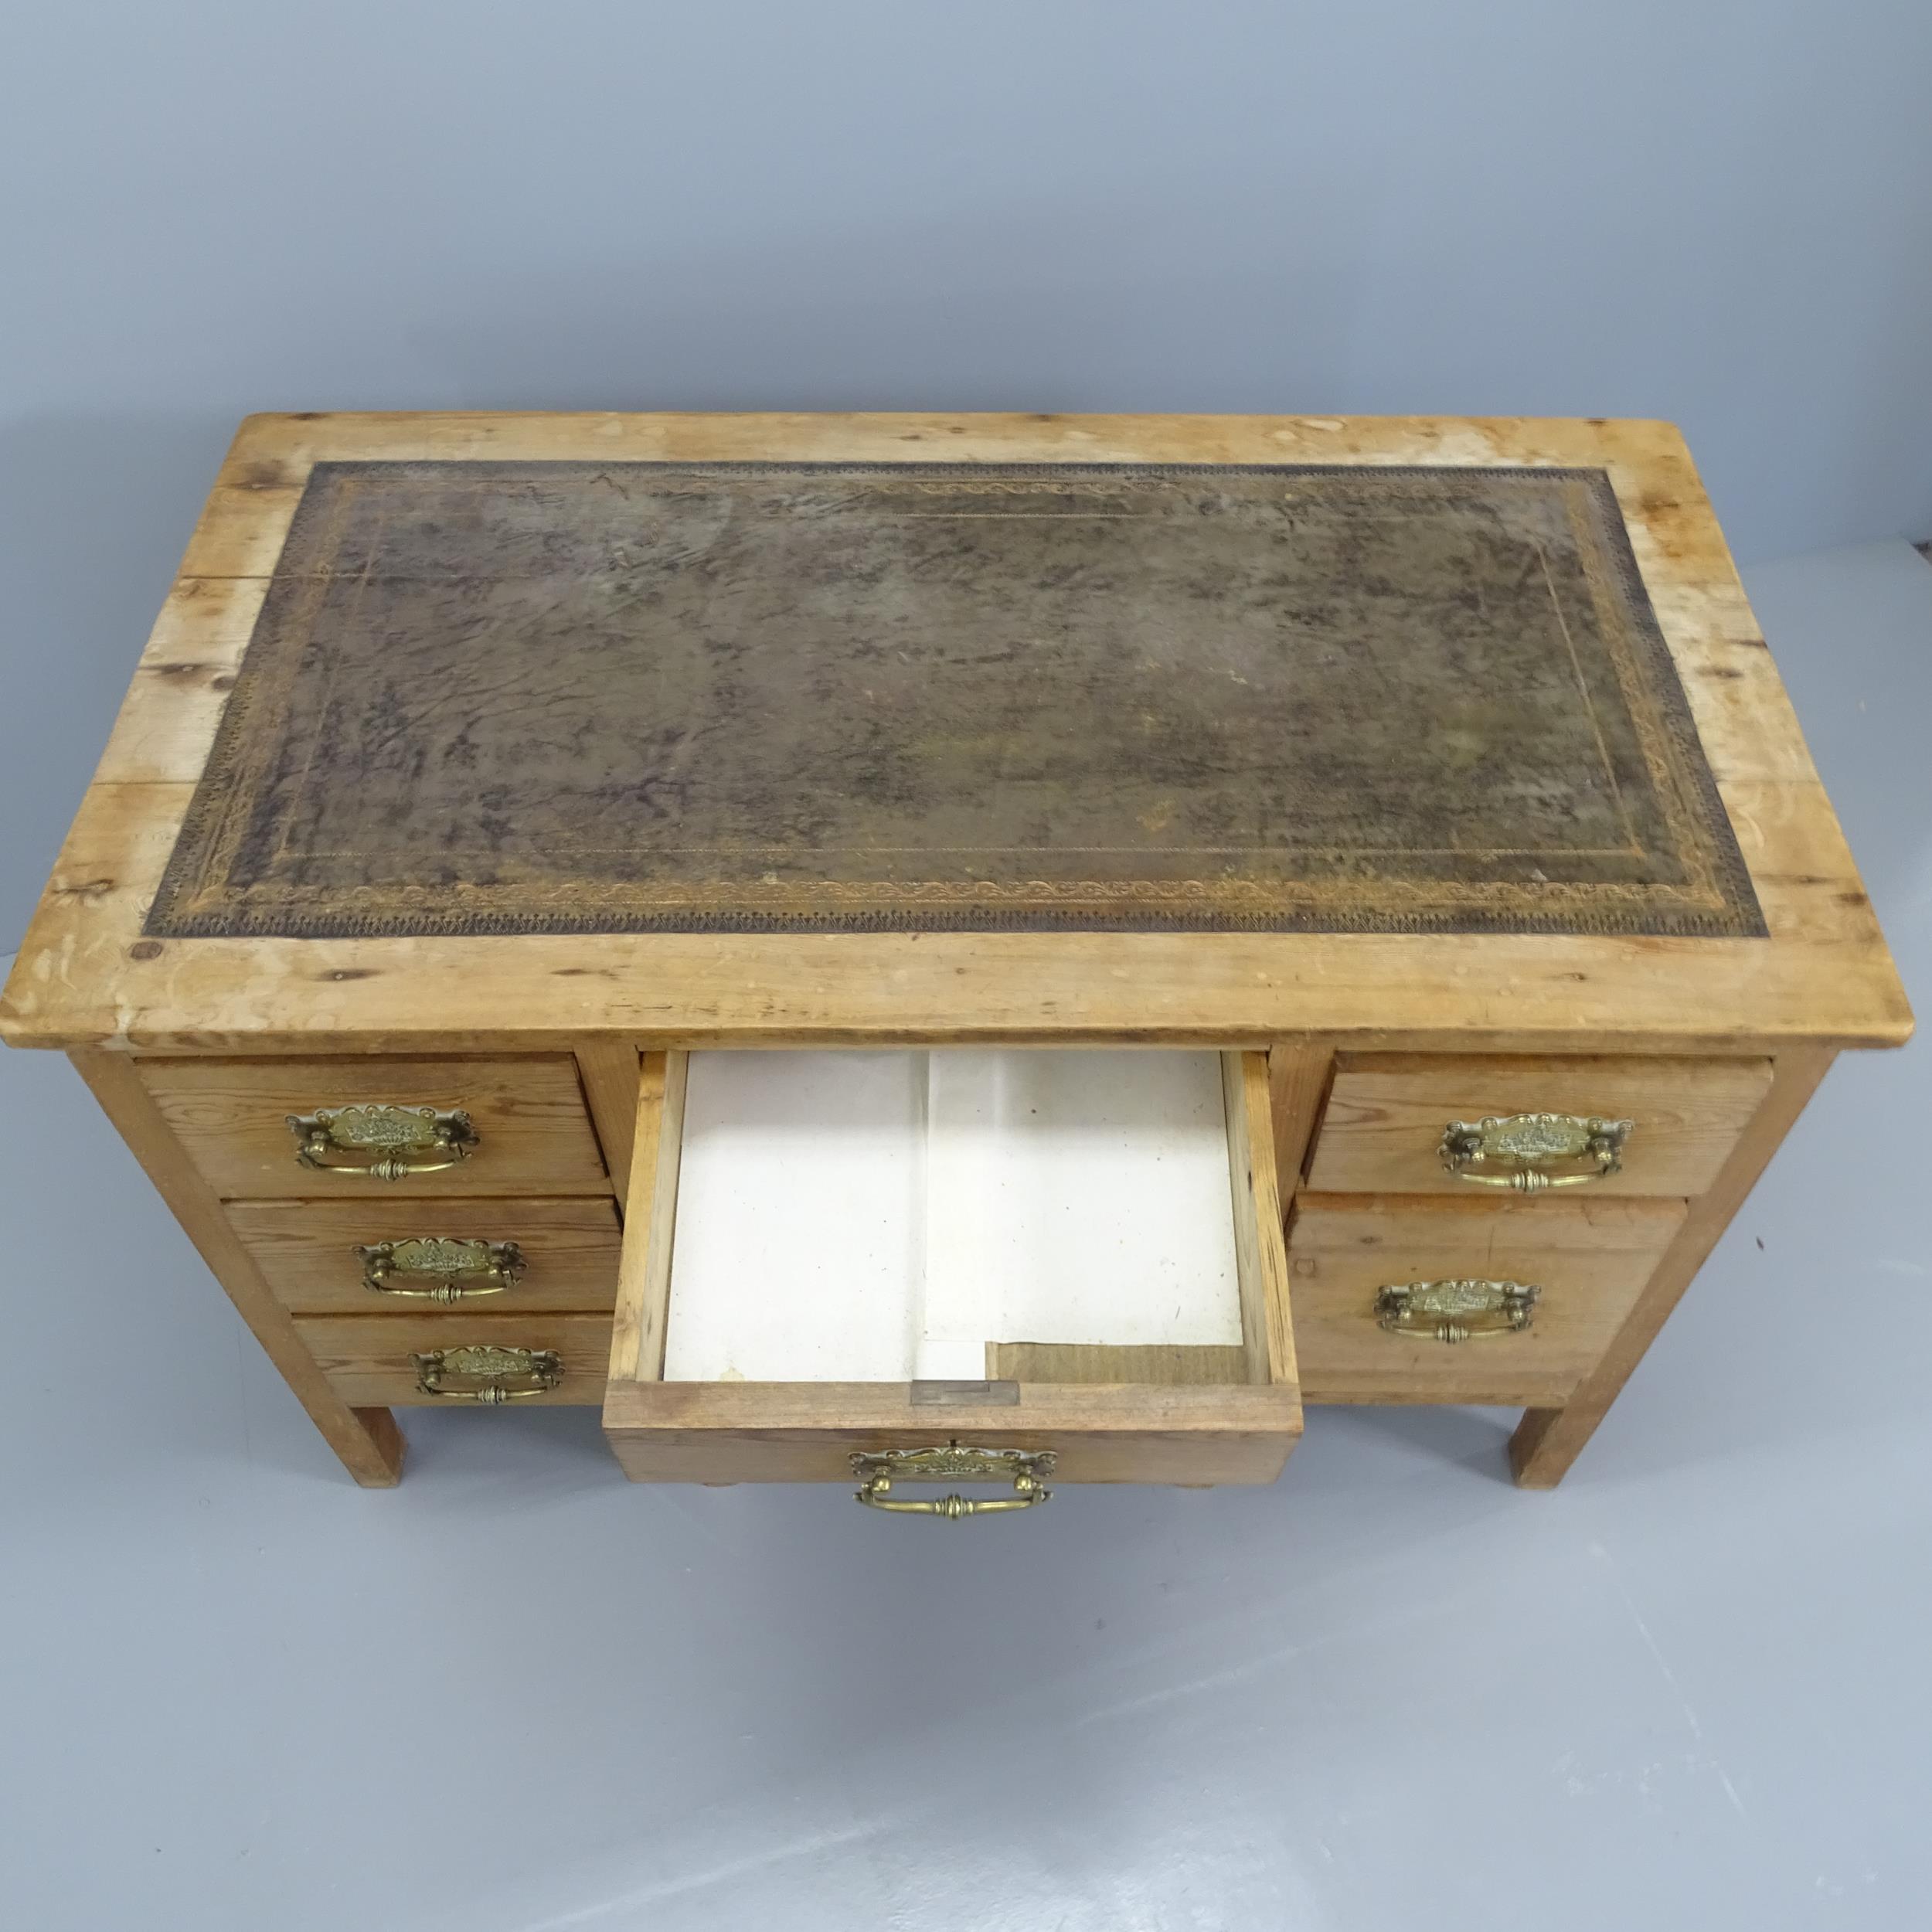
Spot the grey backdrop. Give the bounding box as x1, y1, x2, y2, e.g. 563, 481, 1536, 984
6, 0, 1932, 943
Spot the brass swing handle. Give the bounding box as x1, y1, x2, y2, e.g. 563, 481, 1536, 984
851, 1444, 1056, 1519
1376, 1278, 1539, 1344
412, 1344, 561, 1402
359, 1237, 526, 1302
1438, 1113, 1632, 1192
287, 1104, 479, 1181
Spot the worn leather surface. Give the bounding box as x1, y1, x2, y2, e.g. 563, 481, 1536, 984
147, 461, 1762, 937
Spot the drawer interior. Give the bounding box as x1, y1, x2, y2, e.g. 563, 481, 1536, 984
667, 1050, 1247, 1384
604, 1049, 1301, 1485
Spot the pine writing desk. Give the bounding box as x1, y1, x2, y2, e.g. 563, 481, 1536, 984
1, 413, 1909, 1510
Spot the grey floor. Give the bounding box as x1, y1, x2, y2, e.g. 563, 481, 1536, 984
2, 542, 1927, 1931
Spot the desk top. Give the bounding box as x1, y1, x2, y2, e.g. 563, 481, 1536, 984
0, 413, 1909, 1052
143, 457, 1757, 943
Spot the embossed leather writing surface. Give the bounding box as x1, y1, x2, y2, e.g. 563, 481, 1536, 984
147, 461, 1763, 937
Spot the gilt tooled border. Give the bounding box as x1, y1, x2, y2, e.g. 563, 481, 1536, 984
144, 461, 1767, 940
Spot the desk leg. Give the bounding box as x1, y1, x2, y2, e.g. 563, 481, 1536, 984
1510, 1044, 1835, 1488
70, 1049, 407, 1488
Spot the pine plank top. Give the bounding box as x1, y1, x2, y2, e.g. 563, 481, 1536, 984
0, 412, 1911, 1053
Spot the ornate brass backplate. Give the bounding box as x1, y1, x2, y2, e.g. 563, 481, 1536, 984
1375, 1279, 1540, 1344
850, 1442, 1056, 1519
1438, 1113, 1632, 1192
287, 1104, 478, 1180
410, 1343, 561, 1402
358, 1236, 526, 1302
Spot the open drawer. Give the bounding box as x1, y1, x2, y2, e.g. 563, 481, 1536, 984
603, 1049, 1302, 1507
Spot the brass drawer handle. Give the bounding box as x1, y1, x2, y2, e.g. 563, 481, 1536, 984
1438, 1113, 1631, 1192
851, 1443, 1056, 1519
359, 1236, 526, 1303
1376, 1278, 1539, 1343
287, 1104, 478, 1181
411, 1343, 560, 1402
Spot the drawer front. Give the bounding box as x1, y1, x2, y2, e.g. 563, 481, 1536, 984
604, 1384, 1301, 1485
229, 1197, 622, 1314
1304, 1055, 1772, 1198
139, 1056, 611, 1198
298, 1313, 612, 1406
1286, 1193, 1687, 1404
604, 1049, 1304, 1489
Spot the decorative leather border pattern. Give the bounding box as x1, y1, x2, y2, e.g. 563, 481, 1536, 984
145, 461, 1764, 940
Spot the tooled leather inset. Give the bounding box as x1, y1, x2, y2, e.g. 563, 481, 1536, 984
145, 461, 1764, 939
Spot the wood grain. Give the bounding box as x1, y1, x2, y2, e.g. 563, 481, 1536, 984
987, 1342, 1250, 1386
1305, 1054, 1774, 1196
1, 780, 1905, 1051
1223, 1049, 1297, 1388
1267, 1039, 1335, 1213
0, 413, 1910, 1056
69, 1048, 406, 1485
603, 1379, 1301, 1484
297, 1311, 614, 1406
136, 1053, 611, 1198
0, 774, 1906, 1056
1286, 1192, 1687, 1404
226, 1196, 622, 1314
88, 577, 264, 786
606, 1049, 686, 1384
1510, 1045, 1835, 1484
573, 1044, 641, 1216
175, 482, 304, 577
